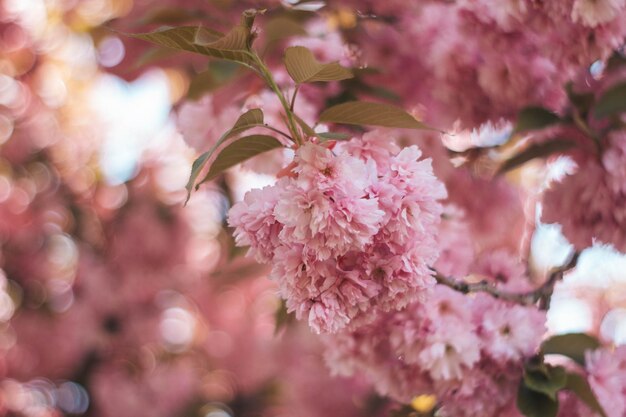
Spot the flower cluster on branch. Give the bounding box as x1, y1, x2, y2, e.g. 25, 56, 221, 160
2, 1, 626, 417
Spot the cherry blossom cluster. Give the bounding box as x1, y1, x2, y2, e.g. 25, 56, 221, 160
0, 4, 384, 417
322, 245, 552, 417
543, 130, 626, 252
325, 293, 543, 416
586, 345, 626, 417
325, 0, 626, 127
4, 0, 626, 416
229, 132, 447, 333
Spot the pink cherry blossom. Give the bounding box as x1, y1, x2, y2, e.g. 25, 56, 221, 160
572, 0, 626, 27
324, 285, 546, 416
586, 346, 626, 417
229, 137, 446, 333
176, 95, 240, 152
542, 131, 626, 251
474, 294, 547, 363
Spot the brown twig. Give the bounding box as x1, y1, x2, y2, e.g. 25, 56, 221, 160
431, 252, 579, 310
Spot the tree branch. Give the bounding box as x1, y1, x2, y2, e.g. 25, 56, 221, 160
431, 251, 579, 309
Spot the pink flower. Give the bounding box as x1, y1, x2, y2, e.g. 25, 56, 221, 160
457, 0, 527, 30
323, 302, 435, 402
469, 249, 532, 292
442, 119, 512, 152
435, 366, 521, 417
417, 323, 481, 381
228, 184, 283, 263
274, 144, 384, 260
342, 0, 626, 129
446, 170, 526, 252
572, 0, 626, 27
416, 288, 481, 381
433, 205, 475, 278
474, 294, 546, 363
338, 130, 401, 173
90, 360, 199, 417
176, 95, 239, 152
228, 138, 446, 333
586, 346, 626, 417
542, 132, 626, 251
557, 390, 604, 417
323, 286, 537, 415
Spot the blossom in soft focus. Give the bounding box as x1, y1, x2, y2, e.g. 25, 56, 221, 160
586, 346, 626, 417
572, 0, 626, 27
475, 294, 547, 363
442, 119, 512, 152
177, 95, 240, 152
542, 131, 626, 251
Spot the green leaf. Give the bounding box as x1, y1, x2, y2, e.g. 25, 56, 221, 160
541, 333, 600, 366
497, 139, 575, 174
291, 114, 350, 141
129, 25, 220, 53
127, 21, 255, 67
184, 109, 265, 202
222, 108, 265, 140
186, 61, 242, 100
594, 81, 626, 118
364, 85, 401, 102
513, 106, 562, 135
517, 383, 559, 417
524, 365, 567, 400
565, 372, 607, 417
194, 24, 249, 52
186, 150, 213, 203
284, 46, 353, 83
317, 131, 351, 140
192, 21, 256, 65
319, 101, 431, 129
348, 69, 401, 101
198, 134, 282, 184
566, 83, 595, 115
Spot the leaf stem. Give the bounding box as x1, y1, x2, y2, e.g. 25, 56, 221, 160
251, 53, 303, 145
262, 124, 293, 142
431, 251, 579, 309
290, 85, 300, 112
